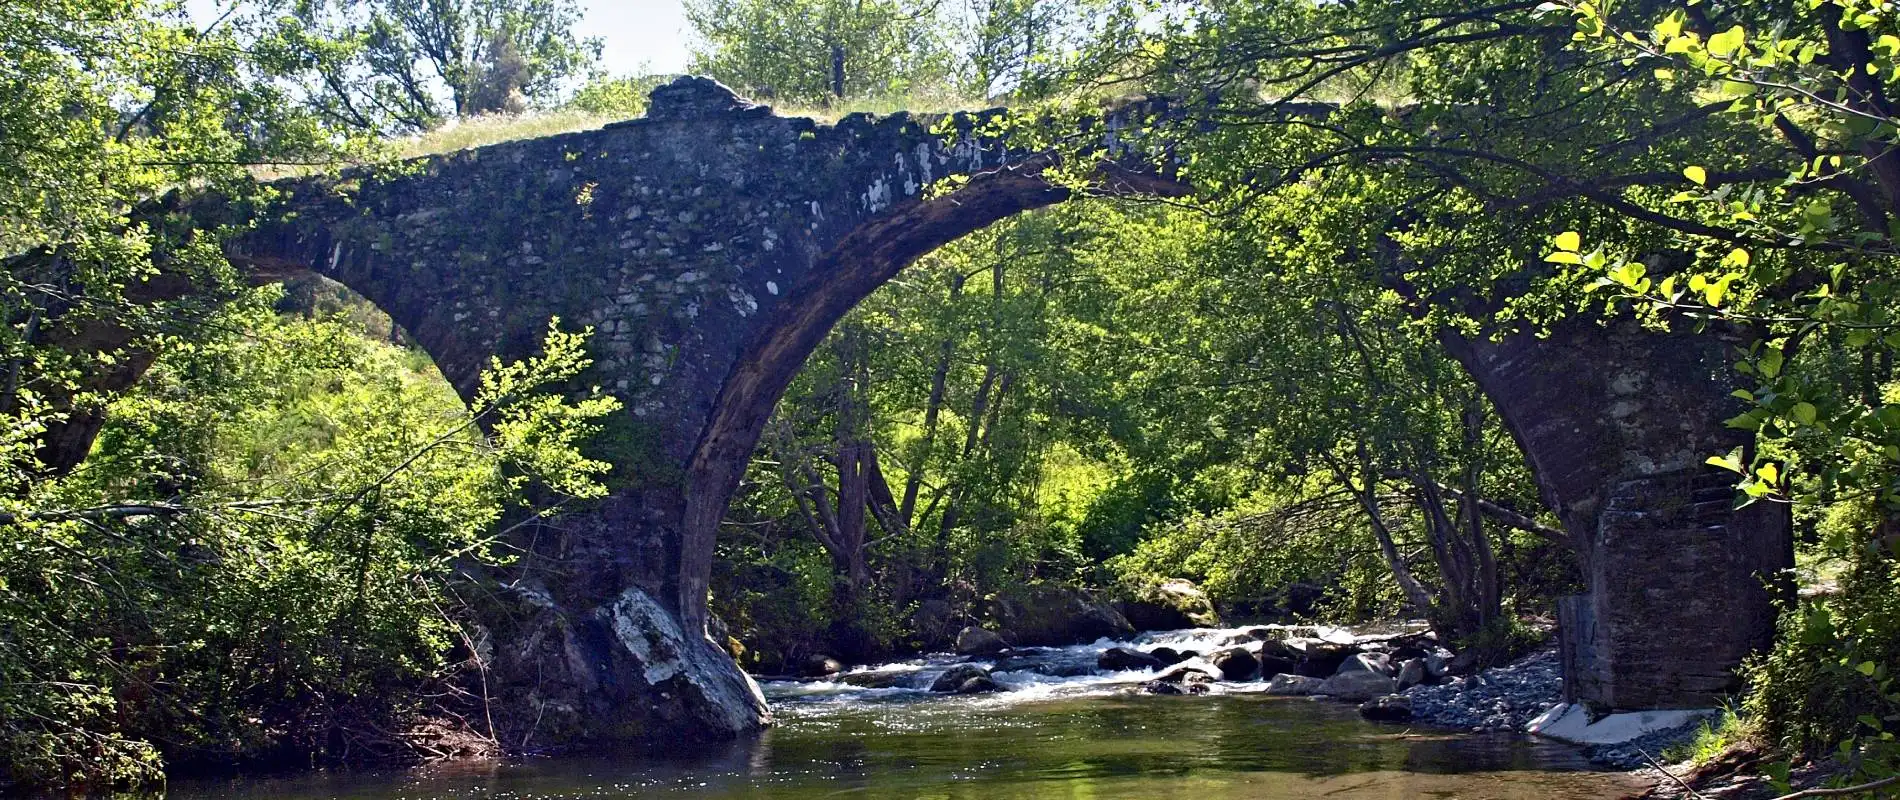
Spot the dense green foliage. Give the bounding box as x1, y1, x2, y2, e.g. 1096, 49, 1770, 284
0, 290, 616, 787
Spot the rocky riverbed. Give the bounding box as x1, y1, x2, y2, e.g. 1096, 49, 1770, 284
786, 619, 1715, 783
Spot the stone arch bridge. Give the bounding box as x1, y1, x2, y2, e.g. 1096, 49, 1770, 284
79, 78, 1793, 745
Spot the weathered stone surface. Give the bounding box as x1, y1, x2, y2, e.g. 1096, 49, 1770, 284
1319, 671, 1399, 701
1295, 640, 1357, 678
1264, 674, 1325, 695
1156, 662, 1216, 684
1149, 646, 1188, 666
485, 585, 769, 747
1140, 680, 1185, 695
1258, 655, 1298, 680
955, 626, 1008, 655
1335, 652, 1393, 677
955, 675, 1004, 694
1119, 578, 1220, 632
1098, 647, 1164, 672
1528, 703, 1717, 746
1444, 319, 1793, 710
1210, 647, 1259, 681
930, 663, 992, 693
801, 654, 844, 677
1396, 658, 1428, 690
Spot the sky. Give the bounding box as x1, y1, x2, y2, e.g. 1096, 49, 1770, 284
581, 0, 693, 76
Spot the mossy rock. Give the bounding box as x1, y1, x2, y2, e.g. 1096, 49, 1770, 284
1119, 578, 1220, 632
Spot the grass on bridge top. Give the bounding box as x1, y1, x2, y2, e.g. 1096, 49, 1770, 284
396, 89, 988, 159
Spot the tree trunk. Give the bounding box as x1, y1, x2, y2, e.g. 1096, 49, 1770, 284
901, 272, 966, 526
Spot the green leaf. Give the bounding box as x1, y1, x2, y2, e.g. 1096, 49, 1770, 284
1554, 230, 1582, 251
1759, 348, 1784, 378
1708, 25, 1747, 57
1545, 251, 1584, 264
1793, 402, 1818, 424
1684, 165, 1708, 185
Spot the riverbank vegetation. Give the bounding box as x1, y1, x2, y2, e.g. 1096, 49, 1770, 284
3, 0, 1899, 794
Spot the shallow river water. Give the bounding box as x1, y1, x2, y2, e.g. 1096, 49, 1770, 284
172, 628, 1652, 800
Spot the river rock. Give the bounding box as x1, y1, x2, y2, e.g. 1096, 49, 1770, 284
955, 675, 1004, 694
1335, 652, 1392, 677
931, 663, 992, 693
1140, 680, 1185, 695
802, 653, 844, 677
1264, 674, 1325, 695
1211, 647, 1259, 680
1396, 658, 1428, 689
837, 670, 912, 689
1359, 694, 1414, 722
1118, 578, 1220, 632
1149, 646, 1188, 666
1156, 662, 1216, 683
989, 583, 1135, 646
1032, 662, 1101, 679
1099, 647, 1164, 672
1258, 655, 1298, 680
955, 625, 1008, 655
1319, 671, 1398, 701
1295, 640, 1357, 677
1258, 638, 1303, 663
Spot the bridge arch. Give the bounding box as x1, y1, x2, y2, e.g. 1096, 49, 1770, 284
143, 76, 1785, 747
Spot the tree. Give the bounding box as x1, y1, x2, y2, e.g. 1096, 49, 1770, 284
279, 0, 601, 131
685, 0, 956, 104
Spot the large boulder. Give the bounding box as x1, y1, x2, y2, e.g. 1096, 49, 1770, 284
1318, 670, 1397, 701
1210, 647, 1259, 680
989, 583, 1135, 646
1118, 578, 1220, 632
1099, 647, 1164, 672
487, 584, 771, 746
955, 625, 1008, 655
930, 663, 993, 693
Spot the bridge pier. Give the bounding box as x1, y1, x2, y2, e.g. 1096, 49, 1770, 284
1447, 319, 1793, 710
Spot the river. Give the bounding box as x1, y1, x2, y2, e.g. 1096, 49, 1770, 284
170, 627, 1650, 799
